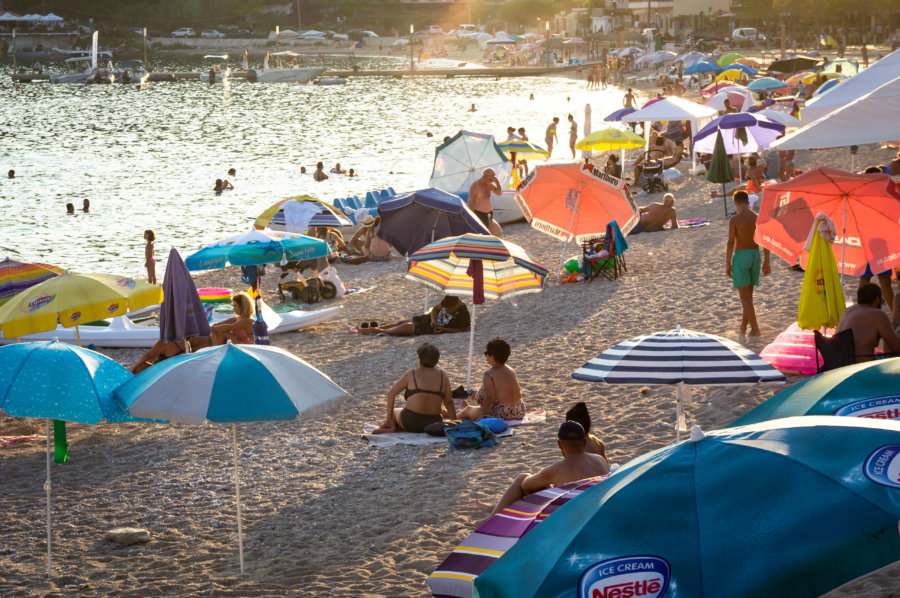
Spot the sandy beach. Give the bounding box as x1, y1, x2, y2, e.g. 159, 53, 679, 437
2, 116, 900, 595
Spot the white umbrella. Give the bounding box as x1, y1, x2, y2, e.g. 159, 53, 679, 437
756, 108, 802, 128
115, 343, 347, 575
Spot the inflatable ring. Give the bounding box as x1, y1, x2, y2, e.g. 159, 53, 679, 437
198, 287, 233, 303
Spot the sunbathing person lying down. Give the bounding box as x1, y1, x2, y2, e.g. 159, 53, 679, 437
358, 295, 470, 336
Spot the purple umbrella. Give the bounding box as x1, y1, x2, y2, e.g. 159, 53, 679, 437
159, 247, 211, 343
604, 106, 636, 122
692, 113, 785, 155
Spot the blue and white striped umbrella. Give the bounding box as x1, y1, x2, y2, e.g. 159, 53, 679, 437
572, 327, 785, 439
114, 342, 347, 574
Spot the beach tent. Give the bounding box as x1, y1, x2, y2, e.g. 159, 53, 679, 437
773, 75, 900, 150
621, 96, 718, 172
801, 48, 900, 124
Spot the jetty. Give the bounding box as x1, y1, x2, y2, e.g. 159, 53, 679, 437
11, 64, 587, 83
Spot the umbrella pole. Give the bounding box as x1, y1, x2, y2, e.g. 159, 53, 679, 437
556, 189, 580, 280
45, 418, 52, 579
423, 223, 438, 313
840, 195, 847, 285
723, 182, 728, 218
232, 423, 244, 575
465, 303, 476, 392
75, 325, 81, 347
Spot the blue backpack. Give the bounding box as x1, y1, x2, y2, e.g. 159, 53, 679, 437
446, 419, 498, 449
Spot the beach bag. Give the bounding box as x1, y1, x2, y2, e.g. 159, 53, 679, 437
477, 417, 509, 435
446, 419, 498, 449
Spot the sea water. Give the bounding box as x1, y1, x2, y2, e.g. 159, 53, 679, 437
0, 56, 626, 276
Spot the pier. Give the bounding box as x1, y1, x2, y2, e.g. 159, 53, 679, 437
11, 64, 586, 83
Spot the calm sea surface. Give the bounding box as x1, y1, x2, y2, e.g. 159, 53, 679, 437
1, 56, 625, 277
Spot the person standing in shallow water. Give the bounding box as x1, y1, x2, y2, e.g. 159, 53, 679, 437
545, 117, 559, 159
144, 230, 157, 284
568, 114, 578, 159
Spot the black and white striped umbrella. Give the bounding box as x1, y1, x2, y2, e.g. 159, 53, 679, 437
572, 327, 785, 439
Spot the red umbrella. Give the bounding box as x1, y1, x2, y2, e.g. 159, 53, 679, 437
515, 163, 639, 276
755, 168, 900, 276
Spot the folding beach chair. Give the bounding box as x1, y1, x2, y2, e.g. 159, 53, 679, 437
813, 329, 855, 373
582, 221, 628, 283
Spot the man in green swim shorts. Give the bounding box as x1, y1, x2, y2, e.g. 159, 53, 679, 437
726, 190, 770, 337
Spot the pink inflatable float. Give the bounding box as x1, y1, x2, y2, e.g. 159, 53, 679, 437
759, 322, 835, 376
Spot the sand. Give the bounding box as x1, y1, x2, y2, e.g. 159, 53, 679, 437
2, 119, 899, 596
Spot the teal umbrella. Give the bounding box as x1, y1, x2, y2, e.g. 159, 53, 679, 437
705, 129, 734, 217
474, 417, 900, 598
184, 227, 330, 271
0, 340, 148, 579
732, 357, 900, 426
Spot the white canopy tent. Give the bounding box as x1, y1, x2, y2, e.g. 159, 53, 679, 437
40, 13, 64, 22
621, 96, 719, 172
772, 75, 900, 151
0, 12, 22, 21
801, 48, 900, 125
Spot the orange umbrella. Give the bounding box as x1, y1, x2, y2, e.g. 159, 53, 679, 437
734, 57, 761, 69
755, 168, 900, 277
515, 163, 639, 276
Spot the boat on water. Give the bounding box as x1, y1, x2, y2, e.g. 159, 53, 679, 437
247, 51, 325, 83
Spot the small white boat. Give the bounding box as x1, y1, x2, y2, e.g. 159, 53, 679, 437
0, 304, 343, 348
491, 190, 526, 224
249, 66, 325, 83
314, 77, 348, 85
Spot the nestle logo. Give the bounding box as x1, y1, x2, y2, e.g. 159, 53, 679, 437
107, 303, 120, 313
834, 396, 900, 420
863, 445, 900, 489
71, 311, 81, 322
579, 556, 670, 598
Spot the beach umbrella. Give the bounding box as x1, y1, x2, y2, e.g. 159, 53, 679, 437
734, 57, 761, 69
732, 358, 900, 426
716, 51, 744, 66
618, 46, 643, 57
699, 80, 742, 98
704, 89, 749, 110
603, 106, 636, 122
812, 77, 842, 97
184, 227, 330, 271
496, 140, 549, 161
755, 108, 801, 127
474, 416, 900, 598
158, 247, 210, 343
769, 56, 821, 73
747, 76, 788, 93
719, 63, 757, 77
692, 113, 785, 183
428, 130, 512, 196
0, 257, 63, 305
375, 187, 489, 257
515, 163, 639, 277
675, 51, 705, 67
253, 196, 352, 232
0, 271, 162, 340
115, 343, 347, 575
0, 341, 145, 578
574, 127, 644, 152
705, 130, 734, 217
684, 61, 722, 75
797, 220, 844, 330
754, 167, 900, 277
572, 326, 785, 440
428, 476, 607, 598
405, 233, 548, 389
639, 95, 666, 109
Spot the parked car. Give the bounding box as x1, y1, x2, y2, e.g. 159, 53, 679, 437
201, 30, 225, 39
171, 28, 196, 38
225, 28, 250, 38
426, 26, 444, 35
455, 24, 479, 38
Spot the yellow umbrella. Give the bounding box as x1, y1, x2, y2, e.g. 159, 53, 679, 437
800, 71, 843, 84
797, 227, 845, 330
253, 195, 347, 230
574, 127, 645, 151
716, 68, 749, 82
0, 271, 162, 339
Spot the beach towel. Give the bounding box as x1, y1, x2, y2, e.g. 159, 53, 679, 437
664, 217, 710, 229
362, 423, 514, 446
0, 434, 45, 448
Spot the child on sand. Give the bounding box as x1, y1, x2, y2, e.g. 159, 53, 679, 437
144, 230, 157, 284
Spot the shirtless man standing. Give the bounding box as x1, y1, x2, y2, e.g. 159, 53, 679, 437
468, 168, 503, 236
837, 283, 900, 361
726, 190, 770, 337
634, 193, 678, 233
481, 422, 610, 518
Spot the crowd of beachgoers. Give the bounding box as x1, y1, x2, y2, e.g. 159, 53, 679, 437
2, 41, 900, 597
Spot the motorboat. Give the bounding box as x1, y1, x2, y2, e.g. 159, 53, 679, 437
247, 51, 324, 83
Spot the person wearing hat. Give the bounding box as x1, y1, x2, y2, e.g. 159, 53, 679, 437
344, 214, 378, 256
480, 421, 610, 518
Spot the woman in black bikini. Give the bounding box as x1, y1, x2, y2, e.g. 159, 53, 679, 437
373, 343, 456, 434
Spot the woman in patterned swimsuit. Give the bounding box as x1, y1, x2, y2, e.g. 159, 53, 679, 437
458, 338, 525, 421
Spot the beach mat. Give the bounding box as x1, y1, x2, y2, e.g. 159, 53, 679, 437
665, 217, 710, 229
0, 434, 45, 448
427, 473, 616, 598
363, 424, 514, 446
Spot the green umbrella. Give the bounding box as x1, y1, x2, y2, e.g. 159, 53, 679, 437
705, 130, 734, 217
